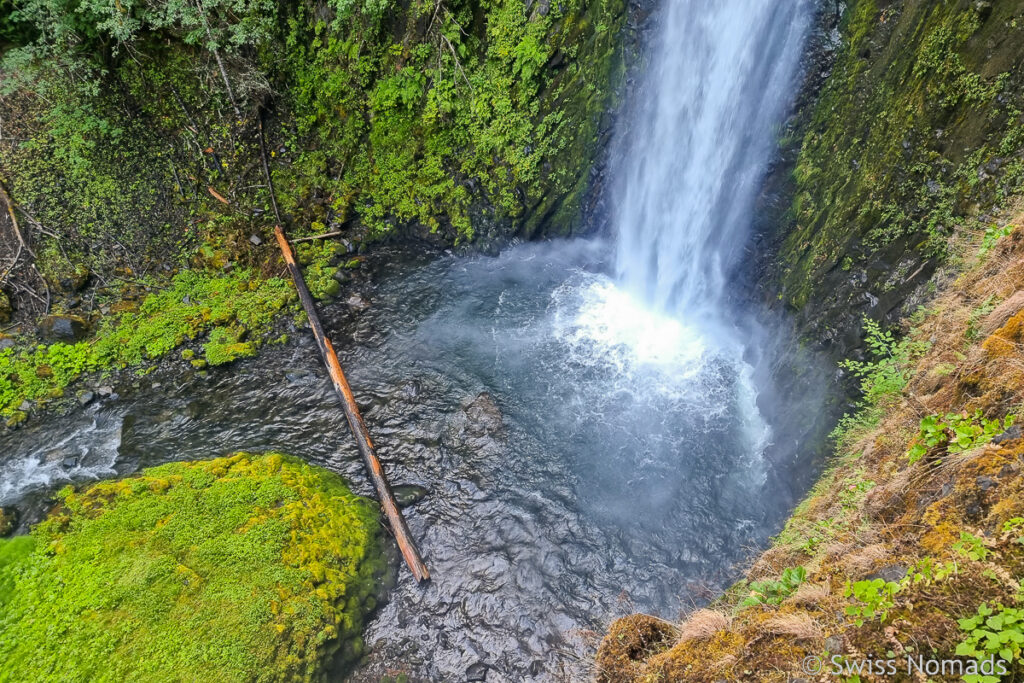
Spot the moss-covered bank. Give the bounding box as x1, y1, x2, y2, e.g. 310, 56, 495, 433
0, 452, 384, 681
597, 212, 1024, 683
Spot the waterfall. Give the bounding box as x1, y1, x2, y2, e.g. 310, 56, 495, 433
613, 0, 811, 317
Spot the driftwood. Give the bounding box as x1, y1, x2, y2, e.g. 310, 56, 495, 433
274, 225, 430, 582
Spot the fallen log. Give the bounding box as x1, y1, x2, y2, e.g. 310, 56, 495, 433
274, 225, 430, 583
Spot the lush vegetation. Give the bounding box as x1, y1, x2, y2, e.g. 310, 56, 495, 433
0, 0, 627, 269
0, 452, 383, 681
0, 0, 629, 420
0, 269, 295, 420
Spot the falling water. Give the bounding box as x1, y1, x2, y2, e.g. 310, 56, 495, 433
614, 0, 811, 315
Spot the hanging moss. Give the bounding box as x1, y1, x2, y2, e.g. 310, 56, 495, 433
0, 452, 385, 682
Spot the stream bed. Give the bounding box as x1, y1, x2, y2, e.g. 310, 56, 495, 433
0, 239, 821, 681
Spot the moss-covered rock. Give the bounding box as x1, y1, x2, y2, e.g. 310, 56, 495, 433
0, 269, 297, 419
0, 452, 384, 681
0, 507, 17, 537
775, 0, 1024, 352
0, 291, 11, 324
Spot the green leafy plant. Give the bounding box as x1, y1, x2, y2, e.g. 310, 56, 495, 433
953, 531, 993, 562
832, 319, 929, 448
740, 566, 807, 608
1002, 518, 1024, 546
844, 578, 901, 626
966, 296, 999, 341
908, 411, 1015, 464
902, 556, 958, 587
955, 603, 1024, 683
979, 224, 1015, 257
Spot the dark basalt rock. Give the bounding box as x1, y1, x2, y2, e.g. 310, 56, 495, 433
38, 314, 89, 342
993, 424, 1021, 444
462, 392, 505, 438
465, 662, 488, 681
866, 564, 907, 583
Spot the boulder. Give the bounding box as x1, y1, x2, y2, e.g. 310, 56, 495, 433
392, 484, 428, 509
346, 293, 371, 311
462, 392, 505, 438
38, 314, 89, 342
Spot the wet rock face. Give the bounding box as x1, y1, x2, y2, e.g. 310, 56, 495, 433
37, 314, 89, 342
0, 506, 18, 537
440, 392, 508, 459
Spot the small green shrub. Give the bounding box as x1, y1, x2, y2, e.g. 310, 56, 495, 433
844, 578, 901, 626
966, 296, 999, 341
953, 531, 993, 562
955, 603, 1024, 683
1002, 518, 1024, 546
907, 411, 1014, 464
740, 566, 806, 608
979, 224, 1014, 257
901, 556, 958, 587
832, 318, 929, 447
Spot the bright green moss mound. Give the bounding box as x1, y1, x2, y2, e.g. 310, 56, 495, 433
0, 269, 295, 418
0, 453, 384, 682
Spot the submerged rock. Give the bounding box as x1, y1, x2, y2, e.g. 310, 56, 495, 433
462, 392, 505, 437
392, 484, 428, 509
347, 293, 371, 311
37, 314, 89, 342
466, 662, 488, 681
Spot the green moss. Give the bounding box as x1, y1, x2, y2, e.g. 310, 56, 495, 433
0, 452, 383, 681
278, 0, 627, 240
0, 269, 296, 417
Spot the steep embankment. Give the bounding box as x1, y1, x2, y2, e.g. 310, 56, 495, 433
598, 1, 1024, 680
598, 215, 1024, 681
0, 0, 635, 423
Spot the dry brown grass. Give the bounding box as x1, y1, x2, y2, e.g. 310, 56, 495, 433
676, 609, 732, 642
840, 542, 890, 574
760, 613, 825, 641
784, 582, 831, 607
